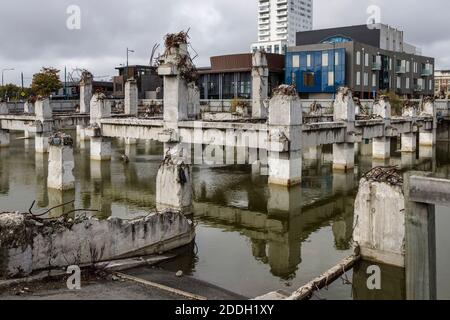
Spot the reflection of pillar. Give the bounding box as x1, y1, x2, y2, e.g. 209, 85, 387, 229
35, 153, 48, 207
0, 129, 10, 148
401, 152, 415, 169
373, 137, 391, 159
303, 146, 322, 162
125, 138, 137, 145
47, 189, 76, 219
353, 260, 406, 300
125, 143, 137, 161
332, 171, 355, 195
90, 137, 111, 161
251, 239, 268, 261
406, 202, 437, 300
0, 151, 10, 194
35, 133, 49, 153
89, 190, 112, 220
90, 160, 111, 182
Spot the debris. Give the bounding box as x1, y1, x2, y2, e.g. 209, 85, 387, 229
272, 85, 297, 97
363, 166, 403, 186
48, 132, 74, 147
176, 270, 184, 278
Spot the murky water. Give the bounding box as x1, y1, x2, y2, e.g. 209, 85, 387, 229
0, 131, 449, 299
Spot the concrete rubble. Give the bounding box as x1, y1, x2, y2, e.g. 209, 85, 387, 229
0, 210, 195, 279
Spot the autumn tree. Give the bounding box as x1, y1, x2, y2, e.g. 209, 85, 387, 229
31, 67, 62, 97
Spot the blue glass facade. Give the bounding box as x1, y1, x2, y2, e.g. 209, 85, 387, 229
285, 48, 346, 94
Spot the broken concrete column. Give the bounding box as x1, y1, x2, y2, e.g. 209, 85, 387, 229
187, 82, 200, 119
333, 87, 356, 172
24, 101, 35, 114
268, 85, 302, 187
35, 98, 52, 121
79, 71, 93, 114
156, 154, 193, 215
420, 97, 436, 118
353, 168, 405, 267
0, 129, 10, 148
158, 34, 195, 129
90, 93, 111, 126
373, 96, 391, 119
47, 133, 75, 191
124, 78, 138, 116
401, 133, 417, 152
0, 211, 195, 278
373, 137, 391, 159
252, 50, 269, 119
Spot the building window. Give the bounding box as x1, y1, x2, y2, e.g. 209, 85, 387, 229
356, 51, 361, 65
430, 79, 433, 91
365, 53, 369, 67
307, 54, 312, 67
372, 73, 377, 87
364, 73, 369, 86
267, 45, 272, 53
356, 71, 361, 86
406, 61, 410, 73
291, 72, 297, 87
322, 53, 329, 67
303, 72, 315, 87
274, 45, 280, 54
293, 55, 300, 68
328, 71, 334, 86
237, 72, 251, 99
397, 76, 401, 89
406, 77, 410, 89
335, 52, 340, 66
222, 73, 236, 99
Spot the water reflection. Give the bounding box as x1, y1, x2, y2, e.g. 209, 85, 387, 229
0, 131, 449, 299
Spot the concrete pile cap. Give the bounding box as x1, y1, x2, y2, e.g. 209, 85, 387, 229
272, 85, 297, 97
362, 166, 403, 186
48, 132, 74, 147
80, 70, 93, 82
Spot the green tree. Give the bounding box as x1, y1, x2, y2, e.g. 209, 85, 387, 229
0, 84, 31, 101
31, 67, 62, 97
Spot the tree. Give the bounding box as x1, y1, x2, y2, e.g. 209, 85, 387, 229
0, 84, 31, 101
31, 67, 62, 97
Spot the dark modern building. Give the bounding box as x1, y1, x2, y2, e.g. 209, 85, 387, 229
113, 65, 163, 99
286, 24, 434, 99
197, 53, 285, 100
53, 81, 113, 100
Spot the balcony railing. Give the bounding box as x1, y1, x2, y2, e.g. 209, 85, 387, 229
372, 62, 382, 71
396, 66, 406, 74
421, 68, 433, 77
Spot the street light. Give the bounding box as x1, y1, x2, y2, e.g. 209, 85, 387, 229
1, 68, 15, 86
126, 48, 135, 81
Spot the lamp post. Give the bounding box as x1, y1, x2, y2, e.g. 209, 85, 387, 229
126, 48, 135, 81
333, 42, 336, 99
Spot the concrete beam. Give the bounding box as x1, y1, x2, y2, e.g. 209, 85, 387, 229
409, 176, 450, 206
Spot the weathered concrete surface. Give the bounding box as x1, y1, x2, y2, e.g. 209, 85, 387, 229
90, 137, 112, 161
47, 133, 75, 191
79, 71, 93, 114
333, 143, 355, 172
252, 50, 269, 119
373, 137, 391, 159
24, 101, 35, 114
125, 78, 138, 116
353, 178, 406, 267
90, 93, 111, 125
35, 99, 52, 121
156, 155, 193, 215
0, 102, 8, 115
0, 211, 195, 278
401, 133, 417, 152
373, 96, 391, 120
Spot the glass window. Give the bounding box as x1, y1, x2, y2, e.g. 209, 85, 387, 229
237, 72, 251, 99
292, 55, 300, 68
322, 53, 329, 67
364, 73, 369, 86
274, 45, 280, 54
335, 52, 339, 66
356, 51, 361, 65
222, 73, 236, 99
356, 71, 361, 86
307, 54, 312, 67
365, 53, 369, 67
372, 73, 377, 87
328, 71, 334, 86
406, 77, 410, 89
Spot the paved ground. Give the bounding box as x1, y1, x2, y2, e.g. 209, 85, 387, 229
0, 268, 247, 300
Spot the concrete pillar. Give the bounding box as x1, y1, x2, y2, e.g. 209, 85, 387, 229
353, 175, 406, 267
401, 152, 415, 169
333, 87, 356, 172
24, 101, 35, 114
373, 96, 391, 120
24, 130, 35, 139
0, 130, 10, 148
187, 82, 200, 119
360, 140, 372, 156
35, 98, 52, 121
124, 78, 138, 116
47, 133, 75, 191
35, 133, 49, 153
158, 42, 191, 128
333, 143, 355, 172
90, 93, 111, 125
80, 71, 93, 114
90, 137, 111, 161
401, 133, 417, 152
419, 131, 435, 147
156, 154, 193, 215
252, 50, 269, 119
373, 137, 391, 159
0, 102, 8, 115
76, 125, 90, 141
268, 86, 302, 187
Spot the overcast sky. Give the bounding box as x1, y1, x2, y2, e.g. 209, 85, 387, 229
0, 0, 449, 86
